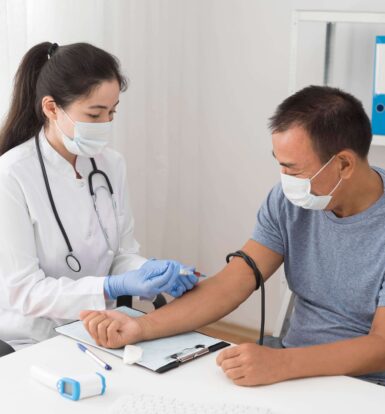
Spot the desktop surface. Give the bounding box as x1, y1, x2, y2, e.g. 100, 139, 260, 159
0, 335, 384, 413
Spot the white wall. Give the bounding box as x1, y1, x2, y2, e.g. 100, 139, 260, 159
194, 0, 385, 331
1, 0, 385, 333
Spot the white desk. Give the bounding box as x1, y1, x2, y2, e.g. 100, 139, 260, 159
0, 335, 384, 413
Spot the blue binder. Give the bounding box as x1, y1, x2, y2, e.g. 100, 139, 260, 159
372, 36, 385, 136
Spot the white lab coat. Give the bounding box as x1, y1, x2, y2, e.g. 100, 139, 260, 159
0, 128, 147, 349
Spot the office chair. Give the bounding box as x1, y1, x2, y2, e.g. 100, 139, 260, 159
0, 339, 15, 357
117, 293, 167, 309
263, 290, 295, 348
0, 294, 167, 358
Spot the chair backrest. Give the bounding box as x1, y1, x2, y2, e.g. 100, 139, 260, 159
263, 289, 295, 348
273, 289, 295, 339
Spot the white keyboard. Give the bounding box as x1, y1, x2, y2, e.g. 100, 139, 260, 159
110, 393, 275, 414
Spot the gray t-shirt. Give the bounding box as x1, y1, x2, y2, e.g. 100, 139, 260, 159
252, 166, 385, 384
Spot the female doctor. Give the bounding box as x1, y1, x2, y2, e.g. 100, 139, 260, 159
0, 42, 198, 350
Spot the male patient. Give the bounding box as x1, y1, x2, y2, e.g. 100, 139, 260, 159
80, 86, 385, 386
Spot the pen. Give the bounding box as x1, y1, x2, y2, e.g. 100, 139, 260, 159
179, 268, 207, 278
77, 343, 112, 371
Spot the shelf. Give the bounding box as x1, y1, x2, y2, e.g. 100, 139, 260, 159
295, 10, 385, 24
290, 10, 385, 149
290, 10, 385, 93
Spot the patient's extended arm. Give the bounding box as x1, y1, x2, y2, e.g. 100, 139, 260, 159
80, 240, 283, 348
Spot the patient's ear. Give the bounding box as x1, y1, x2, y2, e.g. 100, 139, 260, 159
336, 150, 356, 180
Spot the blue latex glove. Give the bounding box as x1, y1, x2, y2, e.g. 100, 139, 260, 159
165, 266, 199, 298
104, 260, 182, 300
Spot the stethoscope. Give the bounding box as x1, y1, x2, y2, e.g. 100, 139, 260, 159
35, 134, 120, 272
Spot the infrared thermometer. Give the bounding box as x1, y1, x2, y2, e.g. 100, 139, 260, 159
30, 365, 106, 401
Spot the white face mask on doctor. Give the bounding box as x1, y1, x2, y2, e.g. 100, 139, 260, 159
280, 155, 342, 210
55, 108, 112, 157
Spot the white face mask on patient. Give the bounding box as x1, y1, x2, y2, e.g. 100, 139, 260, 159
280, 156, 342, 210
55, 109, 112, 157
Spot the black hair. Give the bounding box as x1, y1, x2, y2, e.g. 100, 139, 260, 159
0, 42, 128, 155
269, 85, 372, 162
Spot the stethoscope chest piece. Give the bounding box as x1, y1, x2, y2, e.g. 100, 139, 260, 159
66, 253, 81, 273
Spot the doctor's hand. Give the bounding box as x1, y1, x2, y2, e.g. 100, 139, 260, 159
216, 343, 288, 386
164, 264, 199, 298
80, 310, 144, 348
104, 260, 185, 300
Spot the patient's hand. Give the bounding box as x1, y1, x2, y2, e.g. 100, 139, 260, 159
80, 310, 143, 348
216, 343, 288, 386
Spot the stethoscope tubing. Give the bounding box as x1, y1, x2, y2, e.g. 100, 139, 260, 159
35, 134, 118, 273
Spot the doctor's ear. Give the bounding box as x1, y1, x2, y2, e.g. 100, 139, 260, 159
336, 150, 356, 180
41, 96, 59, 120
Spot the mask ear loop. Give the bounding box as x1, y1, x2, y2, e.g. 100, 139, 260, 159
310, 155, 336, 181
311, 155, 342, 196
61, 108, 76, 125
328, 178, 342, 196
54, 107, 75, 141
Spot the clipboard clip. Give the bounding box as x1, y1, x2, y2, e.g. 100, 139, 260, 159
168, 344, 209, 363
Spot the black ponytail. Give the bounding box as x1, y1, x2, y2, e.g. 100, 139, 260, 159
0, 42, 50, 155
0, 42, 127, 156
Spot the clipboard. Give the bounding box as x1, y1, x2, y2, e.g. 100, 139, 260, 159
55, 306, 230, 373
